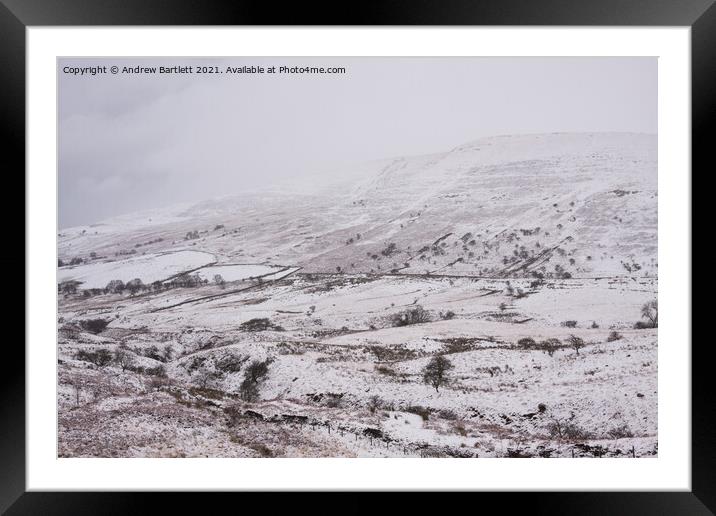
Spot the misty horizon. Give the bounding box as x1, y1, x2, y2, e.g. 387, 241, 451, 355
59, 129, 656, 230
59, 57, 657, 228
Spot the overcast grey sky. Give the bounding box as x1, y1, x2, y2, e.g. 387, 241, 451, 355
58, 57, 656, 228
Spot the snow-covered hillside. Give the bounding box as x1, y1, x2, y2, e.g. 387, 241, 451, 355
59, 132, 656, 280
57, 132, 658, 459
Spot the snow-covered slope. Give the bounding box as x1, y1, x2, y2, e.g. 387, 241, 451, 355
59, 132, 657, 279
57, 132, 659, 458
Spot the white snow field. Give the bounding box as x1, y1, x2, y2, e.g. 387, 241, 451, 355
58, 250, 216, 289
57, 133, 658, 458
195, 264, 300, 283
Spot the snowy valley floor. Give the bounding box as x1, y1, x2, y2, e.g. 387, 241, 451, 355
57, 272, 657, 458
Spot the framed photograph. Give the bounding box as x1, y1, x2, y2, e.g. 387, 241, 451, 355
4, 0, 708, 511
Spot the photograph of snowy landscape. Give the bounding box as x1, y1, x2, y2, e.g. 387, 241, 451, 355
57, 57, 657, 458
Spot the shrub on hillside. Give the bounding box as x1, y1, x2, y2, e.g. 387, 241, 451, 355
75, 348, 112, 367
607, 423, 634, 439
381, 243, 398, 257
390, 305, 431, 327
126, 278, 145, 294
239, 318, 284, 332
105, 280, 125, 294
539, 338, 562, 357
145, 365, 167, 378
215, 353, 247, 373
548, 419, 593, 440
405, 405, 432, 421
607, 331, 623, 342
517, 337, 537, 349
375, 364, 397, 376
79, 319, 109, 334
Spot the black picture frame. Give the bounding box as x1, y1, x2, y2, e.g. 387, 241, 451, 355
1, 0, 707, 513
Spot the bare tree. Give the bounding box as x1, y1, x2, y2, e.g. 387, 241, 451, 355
113, 349, 135, 372
641, 300, 658, 328
194, 367, 223, 389
367, 395, 382, 414
567, 335, 585, 355
214, 274, 226, 289
68, 377, 84, 407
239, 359, 271, 401
422, 355, 454, 392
